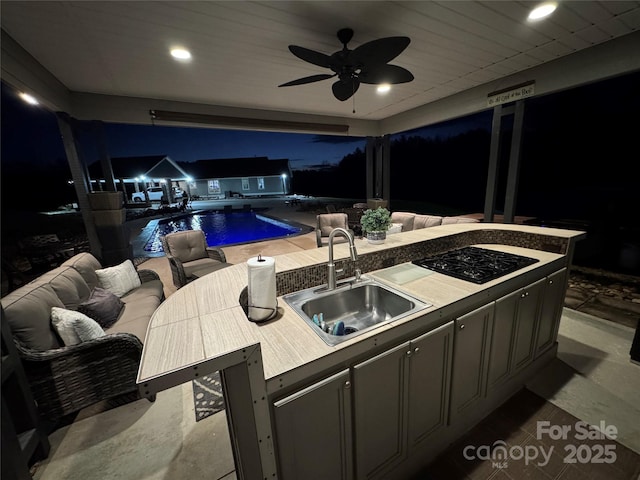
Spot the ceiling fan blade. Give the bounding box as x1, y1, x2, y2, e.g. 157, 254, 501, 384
279, 74, 336, 87
359, 64, 414, 85
351, 37, 410, 66
332, 78, 360, 101
288, 45, 333, 68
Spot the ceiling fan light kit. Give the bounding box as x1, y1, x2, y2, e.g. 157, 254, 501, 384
279, 28, 414, 103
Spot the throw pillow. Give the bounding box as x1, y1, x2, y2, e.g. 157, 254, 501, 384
51, 307, 105, 346
78, 287, 124, 328
95, 259, 141, 297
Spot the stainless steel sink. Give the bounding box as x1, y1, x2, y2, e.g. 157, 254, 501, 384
283, 276, 432, 346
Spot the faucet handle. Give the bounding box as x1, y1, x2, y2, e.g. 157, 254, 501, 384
355, 268, 362, 281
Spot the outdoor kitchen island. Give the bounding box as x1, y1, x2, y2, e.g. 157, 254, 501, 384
137, 223, 586, 480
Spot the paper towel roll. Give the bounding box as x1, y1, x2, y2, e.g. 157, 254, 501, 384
247, 255, 277, 322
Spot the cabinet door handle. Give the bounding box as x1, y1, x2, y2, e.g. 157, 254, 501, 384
344, 381, 351, 389
406, 350, 412, 356
459, 323, 465, 330
414, 347, 420, 354
549, 280, 553, 285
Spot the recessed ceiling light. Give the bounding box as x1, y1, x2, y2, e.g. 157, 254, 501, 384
377, 84, 391, 94
170, 48, 192, 61
528, 2, 557, 21
19, 92, 39, 105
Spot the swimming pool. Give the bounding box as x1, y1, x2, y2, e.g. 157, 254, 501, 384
141, 211, 311, 254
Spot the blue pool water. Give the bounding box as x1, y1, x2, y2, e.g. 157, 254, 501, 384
144, 211, 306, 253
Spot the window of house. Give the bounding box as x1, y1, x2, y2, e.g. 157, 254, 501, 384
208, 179, 221, 194
242, 178, 250, 190
257, 177, 265, 190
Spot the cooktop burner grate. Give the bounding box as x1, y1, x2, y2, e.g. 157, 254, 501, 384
412, 246, 539, 284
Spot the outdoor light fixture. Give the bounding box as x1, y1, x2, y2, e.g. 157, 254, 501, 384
528, 2, 557, 20
149, 110, 349, 134
170, 47, 192, 60
377, 84, 391, 94
19, 92, 39, 105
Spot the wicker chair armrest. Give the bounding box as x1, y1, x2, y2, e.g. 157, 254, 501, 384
206, 247, 227, 263
14, 333, 144, 418
137, 268, 161, 283
166, 255, 187, 288
15, 332, 142, 362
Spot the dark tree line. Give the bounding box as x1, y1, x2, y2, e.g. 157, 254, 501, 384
292, 130, 492, 215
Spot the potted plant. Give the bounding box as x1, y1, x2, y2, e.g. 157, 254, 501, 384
360, 207, 392, 244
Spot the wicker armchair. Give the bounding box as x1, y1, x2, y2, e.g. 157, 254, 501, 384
316, 213, 355, 247
160, 230, 232, 288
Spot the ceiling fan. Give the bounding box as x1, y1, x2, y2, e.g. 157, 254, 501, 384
279, 28, 414, 102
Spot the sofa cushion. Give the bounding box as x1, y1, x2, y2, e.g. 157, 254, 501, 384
413, 215, 443, 229
390, 212, 416, 232
78, 287, 124, 329
107, 295, 160, 342
62, 252, 102, 290
51, 307, 105, 345
164, 230, 208, 262
1, 283, 65, 350
96, 259, 141, 297
442, 216, 480, 225
37, 266, 91, 310
122, 278, 165, 303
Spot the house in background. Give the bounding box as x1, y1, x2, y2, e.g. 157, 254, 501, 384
88, 155, 292, 201
87, 155, 190, 202
181, 157, 291, 199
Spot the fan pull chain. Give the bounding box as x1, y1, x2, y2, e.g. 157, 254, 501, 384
352, 81, 356, 114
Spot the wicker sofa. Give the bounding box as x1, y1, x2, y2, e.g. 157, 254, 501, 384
1, 252, 164, 420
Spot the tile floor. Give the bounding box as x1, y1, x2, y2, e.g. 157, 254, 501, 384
418, 388, 639, 480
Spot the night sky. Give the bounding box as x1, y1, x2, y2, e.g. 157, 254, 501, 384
1, 79, 489, 172
0, 81, 366, 171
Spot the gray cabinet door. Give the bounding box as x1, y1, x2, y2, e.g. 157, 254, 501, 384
408, 322, 454, 449
353, 342, 409, 480
352, 321, 455, 480
534, 269, 567, 357
273, 369, 353, 480
489, 278, 546, 389
511, 279, 544, 372
488, 290, 518, 389
449, 303, 494, 422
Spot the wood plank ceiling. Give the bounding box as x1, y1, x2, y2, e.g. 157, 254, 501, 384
2, 1, 640, 121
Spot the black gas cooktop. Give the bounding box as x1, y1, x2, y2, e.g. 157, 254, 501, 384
412, 246, 539, 284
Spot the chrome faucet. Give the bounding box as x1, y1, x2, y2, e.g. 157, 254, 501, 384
327, 227, 358, 290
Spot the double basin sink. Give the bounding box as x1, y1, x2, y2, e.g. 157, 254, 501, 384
283, 275, 432, 346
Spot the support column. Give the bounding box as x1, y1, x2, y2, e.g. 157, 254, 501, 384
95, 121, 117, 192
503, 100, 526, 224
382, 134, 391, 210
365, 137, 375, 201
87, 191, 131, 265
366, 136, 389, 210
56, 113, 102, 256
484, 101, 526, 223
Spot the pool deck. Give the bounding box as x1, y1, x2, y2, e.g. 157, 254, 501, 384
130, 196, 326, 297
130, 204, 315, 258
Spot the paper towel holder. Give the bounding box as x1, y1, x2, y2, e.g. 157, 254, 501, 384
239, 286, 279, 323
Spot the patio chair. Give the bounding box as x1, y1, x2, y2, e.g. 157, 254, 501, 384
316, 213, 354, 247
160, 230, 232, 288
